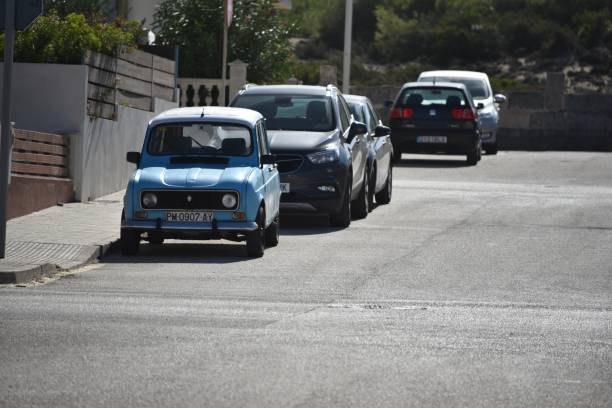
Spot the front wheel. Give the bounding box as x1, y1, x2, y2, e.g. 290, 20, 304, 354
265, 215, 279, 247
246, 206, 265, 258
120, 229, 140, 255
330, 181, 351, 228
375, 165, 392, 205
351, 170, 369, 219
486, 141, 498, 155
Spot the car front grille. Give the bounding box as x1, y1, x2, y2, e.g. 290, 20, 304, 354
276, 154, 303, 173
141, 190, 238, 210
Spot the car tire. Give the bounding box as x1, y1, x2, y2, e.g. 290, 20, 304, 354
330, 181, 351, 228
375, 165, 392, 205
367, 167, 375, 212
352, 171, 369, 219
147, 233, 164, 245
265, 215, 279, 247
121, 229, 140, 256
246, 206, 265, 258
486, 141, 498, 155
466, 145, 478, 166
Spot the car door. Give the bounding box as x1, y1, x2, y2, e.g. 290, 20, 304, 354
338, 96, 367, 193
257, 120, 279, 223
366, 100, 391, 191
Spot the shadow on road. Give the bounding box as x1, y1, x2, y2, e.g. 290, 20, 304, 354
103, 242, 251, 264
394, 158, 469, 168
280, 214, 345, 236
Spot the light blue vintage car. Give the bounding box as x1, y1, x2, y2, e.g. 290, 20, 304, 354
121, 107, 281, 257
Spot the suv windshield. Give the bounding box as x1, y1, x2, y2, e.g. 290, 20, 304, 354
398, 88, 468, 107
420, 77, 489, 99
148, 122, 253, 156
233, 94, 335, 132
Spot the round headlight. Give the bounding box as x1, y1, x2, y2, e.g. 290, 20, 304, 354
142, 192, 158, 208
221, 193, 237, 209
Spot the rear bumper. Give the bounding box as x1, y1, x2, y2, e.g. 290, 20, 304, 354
391, 129, 479, 155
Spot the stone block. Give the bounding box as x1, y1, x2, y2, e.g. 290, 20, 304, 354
529, 111, 567, 131
498, 108, 532, 129
545, 72, 566, 110
507, 91, 544, 109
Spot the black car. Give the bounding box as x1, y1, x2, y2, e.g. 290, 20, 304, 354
231, 85, 370, 227
388, 82, 482, 165
344, 94, 393, 207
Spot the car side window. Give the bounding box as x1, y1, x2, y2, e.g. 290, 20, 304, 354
337, 96, 351, 131
366, 102, 379, 130
256, 121, 268, 156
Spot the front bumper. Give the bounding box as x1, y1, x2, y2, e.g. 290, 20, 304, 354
278, 162, 350, 214
122, 219, 258, 241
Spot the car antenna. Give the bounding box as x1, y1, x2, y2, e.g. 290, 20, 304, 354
200, 107, 205, 118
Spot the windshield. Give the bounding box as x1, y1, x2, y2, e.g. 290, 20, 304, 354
398, 88, 468, 107
148, 122, 253, 156
420, 77, 489, 99
233, 94, 335, 132
347, 102, 365, 122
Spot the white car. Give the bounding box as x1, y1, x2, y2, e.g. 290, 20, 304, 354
417, 70, 506, 155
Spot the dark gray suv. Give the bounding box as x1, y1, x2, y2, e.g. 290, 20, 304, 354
231, 85, 369, 227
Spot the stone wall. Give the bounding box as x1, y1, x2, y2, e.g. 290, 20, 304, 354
498, 72, 612, 151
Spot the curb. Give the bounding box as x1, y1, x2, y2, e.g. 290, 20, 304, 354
0, 239, 119, 284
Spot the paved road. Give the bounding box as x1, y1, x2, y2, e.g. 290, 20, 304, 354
1, 152, 611, 407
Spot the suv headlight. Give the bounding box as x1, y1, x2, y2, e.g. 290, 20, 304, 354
221, 193, 238, 209
307, 148, 339, 164
142, 192, 158, 208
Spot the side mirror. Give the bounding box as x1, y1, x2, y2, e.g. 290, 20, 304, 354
126, 151, 141, 164
347, 121, 368, 143
384, 100, 394, 109
260, 154, 277, 165
476, 102, 485, 110
494, 94, 506, 104
374, 124, 391, 137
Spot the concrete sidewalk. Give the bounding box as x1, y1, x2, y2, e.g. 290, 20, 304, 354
0, 191, 124, 284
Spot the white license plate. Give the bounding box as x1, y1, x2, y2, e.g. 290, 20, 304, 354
166, 211, 213, 222
280, 183, 290, 193
417, 136, 447, 144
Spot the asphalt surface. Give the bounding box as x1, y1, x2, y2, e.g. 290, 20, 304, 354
1, 151, 611, 408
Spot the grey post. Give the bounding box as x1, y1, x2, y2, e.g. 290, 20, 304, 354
0, 0, 15, 258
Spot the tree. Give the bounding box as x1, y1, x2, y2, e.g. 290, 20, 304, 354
154, 0, 294, 83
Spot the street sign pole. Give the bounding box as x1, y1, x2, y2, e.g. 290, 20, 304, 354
0, 0, 15, 258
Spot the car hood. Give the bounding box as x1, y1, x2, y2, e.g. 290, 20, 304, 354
267, 130, 338, 151
136, 166, 254, 189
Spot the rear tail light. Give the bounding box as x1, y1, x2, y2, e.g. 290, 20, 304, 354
390, 107, 413, 120
451, 108, 476, 120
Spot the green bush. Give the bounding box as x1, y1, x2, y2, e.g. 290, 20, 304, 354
0, 12, 140, 64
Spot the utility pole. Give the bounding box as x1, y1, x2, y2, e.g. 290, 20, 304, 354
342, 0, 353, 94
0, 0, 16, 258
222, 0, 233, 106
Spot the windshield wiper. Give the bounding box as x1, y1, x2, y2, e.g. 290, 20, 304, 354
170, 156, 229, 164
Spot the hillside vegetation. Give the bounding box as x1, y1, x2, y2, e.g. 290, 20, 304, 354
289, 0, 612, 91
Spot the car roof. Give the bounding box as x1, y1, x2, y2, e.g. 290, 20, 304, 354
401, 81, 470, 91
343, 94, 369, 104
238, 84, 334, 97
150, 106, 262, 127
418, 70, 489, 80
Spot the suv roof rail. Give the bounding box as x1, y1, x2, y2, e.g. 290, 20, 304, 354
240, 83, 258, 92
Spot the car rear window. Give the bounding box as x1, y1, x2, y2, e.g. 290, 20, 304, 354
148, 122, 253, 156
419, 76, 489, 99
232, 94, 335, 132
397, 88, 468, 108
